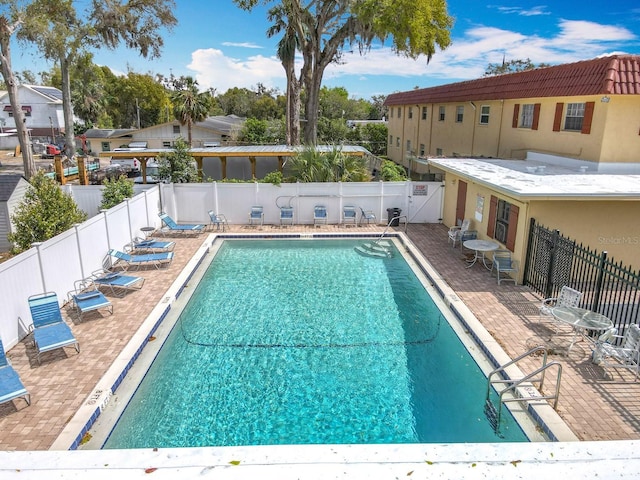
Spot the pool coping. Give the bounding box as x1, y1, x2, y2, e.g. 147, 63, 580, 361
52, 231, 576, 452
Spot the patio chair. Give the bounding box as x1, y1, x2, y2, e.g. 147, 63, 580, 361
448, 219, 475, 248
28, 292, 80, 364
126, 238, 175, 253
490, 249, 518, 285
314, 205, 328, 225
67, 279, 114, 321
208, 210, 228, 231
539, 285, 583, 333
158, 212, 205, 235
249, 206, 264, 226
359, 207, 376, 225
91, 268, 145, 298
280, 206, 294, 225
592, 324, 640, 380
0, 338, 30, 407
107, 249, 174, 271
342, 205, 357, 226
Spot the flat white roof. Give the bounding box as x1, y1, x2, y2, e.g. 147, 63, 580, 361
424, 154, 640, 199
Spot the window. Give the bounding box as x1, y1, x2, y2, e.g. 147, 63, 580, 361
5, 105, 31, 117
456, 106, 464, 123
396, 137, 400, 147
564, 103, 585, 131
495, 200, 510, 243
406, 140, 412, 153
408, 107, 413, 119
101, 142, 110, 152
397, 107, 402, 118
479, 105, 490, 124
436, 148, 443, 156
389, 134, 393, 145
173, 125, 181, 134
488, 196, 519, 251
520, 104, 534, 128
162, 141, 172, 148
438, 106, 445, 121
422, 107, 427, 120
419, 144, 425, 156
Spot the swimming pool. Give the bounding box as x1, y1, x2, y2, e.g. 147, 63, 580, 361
98, 238, 531, 448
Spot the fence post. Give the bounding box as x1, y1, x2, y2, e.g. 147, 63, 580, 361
544, 229, 561, 299
592, 251, 608, 312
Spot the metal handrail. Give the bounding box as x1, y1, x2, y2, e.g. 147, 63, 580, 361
375, 214, 408, 244
485, 346, 563, 428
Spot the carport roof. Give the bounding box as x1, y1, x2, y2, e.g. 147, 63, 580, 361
102, 145, 372, 158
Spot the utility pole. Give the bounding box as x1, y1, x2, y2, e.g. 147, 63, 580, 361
135, 98, 141, 129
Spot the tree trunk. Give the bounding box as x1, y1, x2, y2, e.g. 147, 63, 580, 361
0, 23, 36, 178
60, 55, 76, 159
303, 64, 324, 145
287, 74, 301, 146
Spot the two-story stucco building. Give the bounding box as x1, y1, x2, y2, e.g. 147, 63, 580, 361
384, 55, 640, 276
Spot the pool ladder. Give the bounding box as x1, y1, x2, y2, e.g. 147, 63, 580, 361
484, 346, 562, 433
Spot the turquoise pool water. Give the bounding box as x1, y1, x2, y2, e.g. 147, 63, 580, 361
103, 239, 528, 448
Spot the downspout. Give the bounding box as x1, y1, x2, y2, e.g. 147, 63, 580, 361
428, 104, 435, 155
496, 99, 505, 158
415, 104, 421, 157
401, 106, 407, 165
469, 102, 476, 156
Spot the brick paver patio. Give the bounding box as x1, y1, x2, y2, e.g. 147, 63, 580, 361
1, 222, 639, 451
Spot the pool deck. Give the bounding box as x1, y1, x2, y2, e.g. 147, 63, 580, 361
1, 222, 640, 453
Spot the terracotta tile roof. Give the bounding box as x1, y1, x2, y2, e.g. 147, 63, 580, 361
384, 55, 640, 106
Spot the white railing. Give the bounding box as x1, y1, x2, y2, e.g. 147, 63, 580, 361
0, 181, 443, 350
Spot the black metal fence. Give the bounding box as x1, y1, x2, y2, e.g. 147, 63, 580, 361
523, 218, 640, 333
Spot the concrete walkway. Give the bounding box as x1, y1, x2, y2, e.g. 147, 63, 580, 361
1, 222, 639, 451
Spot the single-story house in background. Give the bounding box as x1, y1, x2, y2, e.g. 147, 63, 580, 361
384, 55, 640, 278
82, 128, 136, 154
0, 174, 29, 252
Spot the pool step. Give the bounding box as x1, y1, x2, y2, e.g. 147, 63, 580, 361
354, 240, 393, 258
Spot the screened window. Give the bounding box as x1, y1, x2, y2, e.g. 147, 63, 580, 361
162, 141, 172, 148
419, 143, 425, 156
396, 137, 400, 147
520, 104, 534, 128
422, 107, 427, 120
173, 125, 181, 134
101, 142, 110, 152
408, 107, 413, 119
438, 106, 445, 121
389, 134, 393, 145
479, 105, 490, 124
456, 106, 464, 123
397, 107, 402, 118
564, 103, 585, 131
406, 140, 411, 153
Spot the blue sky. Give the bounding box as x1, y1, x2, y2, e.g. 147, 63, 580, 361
12, 0, 640, 100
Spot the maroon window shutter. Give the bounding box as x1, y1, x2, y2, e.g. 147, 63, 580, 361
581, 101, 595, 134
512, 104, 520, 128
505, 205, 519, 252
553, 103, 564, 131
532, 103, 541, 130
487, 196, 497, 238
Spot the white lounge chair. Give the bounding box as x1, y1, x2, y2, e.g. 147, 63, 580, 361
592, 324, 640, 380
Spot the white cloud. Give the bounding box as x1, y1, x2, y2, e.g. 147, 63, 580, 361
221, 42, 263, 49
187, 48, 286, 93
494, 5, 551, 16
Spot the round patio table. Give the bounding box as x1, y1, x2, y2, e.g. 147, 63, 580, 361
551, 306, 613, 352
463, 239, 500, 269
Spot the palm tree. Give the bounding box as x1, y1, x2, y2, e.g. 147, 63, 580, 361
170, 77, 212, 146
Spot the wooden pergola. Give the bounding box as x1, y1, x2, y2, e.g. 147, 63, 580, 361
100, 145, 371, 183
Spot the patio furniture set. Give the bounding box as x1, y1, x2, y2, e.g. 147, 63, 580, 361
245, 204, 377, 227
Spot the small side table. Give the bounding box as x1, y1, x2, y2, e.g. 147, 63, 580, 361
140, 226, 155, 239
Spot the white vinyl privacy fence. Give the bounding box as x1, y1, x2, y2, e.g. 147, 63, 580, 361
1, 181, 443, 350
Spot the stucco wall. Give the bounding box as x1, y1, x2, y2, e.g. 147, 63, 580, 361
529, 200, 640, 268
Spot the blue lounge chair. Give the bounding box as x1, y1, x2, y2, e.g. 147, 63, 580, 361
314, 205, 327, 225
28, 292, 80, 364
91, 269, 145, 297
342, 205, 357, 226
0, 338, 30, 407
249, 206, 264, 225
158, 212, 205, 235
280, 206, 294, 225
108, 249, 174, 271
68, 280, 114, 320
128, 238, 175, 253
